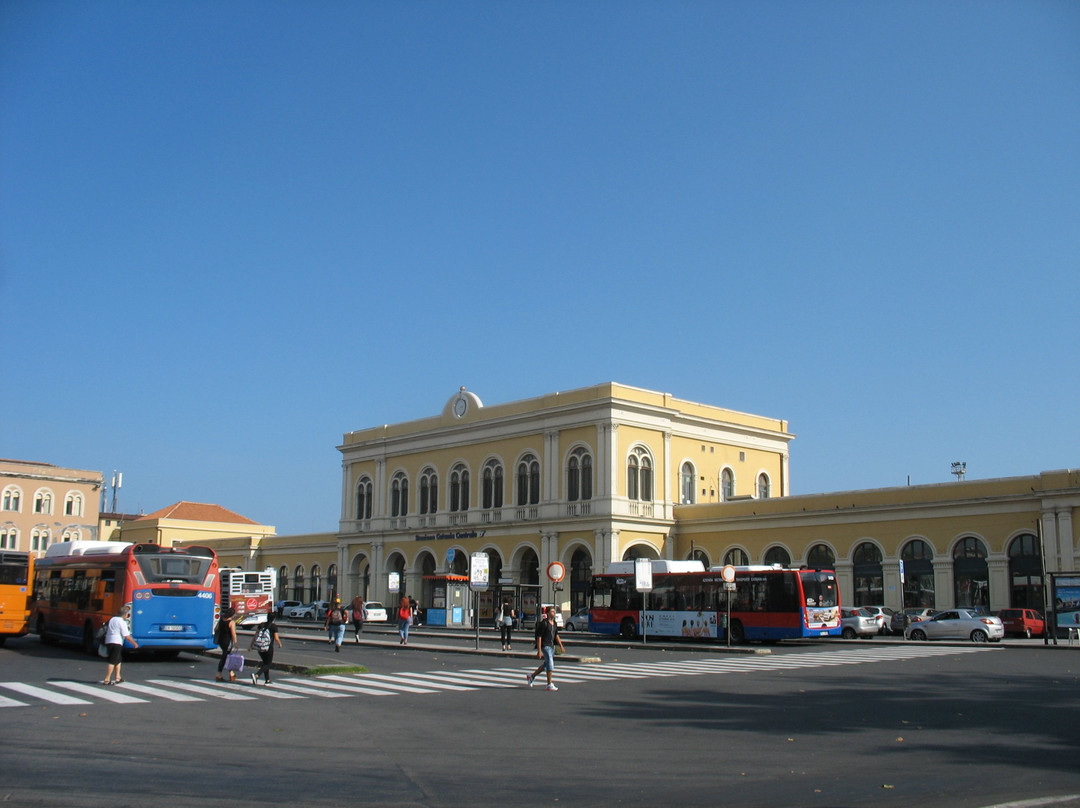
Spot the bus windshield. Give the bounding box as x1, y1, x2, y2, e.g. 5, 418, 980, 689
135, 553, 214, 584
800, 571, 838, 608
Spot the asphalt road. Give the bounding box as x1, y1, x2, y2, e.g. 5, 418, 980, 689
2, 634, 1079, 808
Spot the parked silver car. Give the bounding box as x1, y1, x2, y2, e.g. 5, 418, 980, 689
859, 606, 895, 635
840, 607, 879, 639
905, 609, 1004, 643
563, 607, 590, 632
890, 607, 937, 633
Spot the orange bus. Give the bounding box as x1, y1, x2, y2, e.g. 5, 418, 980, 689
0, 551, 33, 645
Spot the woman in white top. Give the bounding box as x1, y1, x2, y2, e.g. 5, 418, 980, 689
102, 604, 138, 685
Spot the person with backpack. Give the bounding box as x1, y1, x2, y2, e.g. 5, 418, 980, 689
325, 599, 347, 652
214, 607, 238, 682
249, 612, 282, 685
350, 595, 365, 644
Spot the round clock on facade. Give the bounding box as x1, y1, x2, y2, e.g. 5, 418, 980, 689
453, 396, 468, 417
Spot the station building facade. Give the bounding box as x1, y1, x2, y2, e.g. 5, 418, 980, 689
167, 383, 1077, 622
1, 459, 103, 552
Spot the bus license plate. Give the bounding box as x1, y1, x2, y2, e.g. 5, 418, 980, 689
161, 625, 183, 632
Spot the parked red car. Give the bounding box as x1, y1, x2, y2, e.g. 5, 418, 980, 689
996, 608, 1045, 638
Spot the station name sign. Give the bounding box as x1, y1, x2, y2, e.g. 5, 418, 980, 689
414, 530, 486, 542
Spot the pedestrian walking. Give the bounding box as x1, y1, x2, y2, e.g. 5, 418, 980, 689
526, 606, 565, 691
214, 606, 238, 682
350, 595, 365, 644
325, 599, 347, 652
101, 604, 138, 685
497, 597, 516, 651
397, 596, 412, 645
249, 612, 282, 685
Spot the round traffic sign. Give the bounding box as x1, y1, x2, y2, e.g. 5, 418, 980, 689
547, 562, 566, 582
721, 564, 736, 583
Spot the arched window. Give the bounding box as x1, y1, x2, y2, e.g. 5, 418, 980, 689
763, 546, 791, 567
293, 565, 305, 601
721, 468, 735, 501
852, 542, 884, 607
419, 468, 438, 515
33, 490, 53, 515
724, 548, 749, 566
64, 492, 84, 517
61, 528, 80, 542
482, 460, 504, 509
806, 544, 835, 568
569, 548, 593, 613
627, 447, 653, 501
327, 564, 338, 599
278, 565, 288, 598
681, 462, 696, 504
953, 536, 989, 610
757, 473, 771, 499
355, 477, 373, 520
2, 486, 21, 512
516, 454, 540, 506
450, 464, 470, 512
31, 528, 50, 552
688, 548, 710, 567
1007, 533, 1042, 610
0, 527, 18, 550
391, 472, 409, 517
567, 447, 593, 502
310, 565, 322, 601
901, 539, 935, 608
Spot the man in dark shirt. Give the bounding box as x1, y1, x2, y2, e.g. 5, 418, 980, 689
526, 606, 566, 691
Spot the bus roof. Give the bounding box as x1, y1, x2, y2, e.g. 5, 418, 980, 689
603, 560, 706, 575
43, 541, 132, 559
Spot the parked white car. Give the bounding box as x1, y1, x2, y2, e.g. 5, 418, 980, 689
362, 602, 388, 622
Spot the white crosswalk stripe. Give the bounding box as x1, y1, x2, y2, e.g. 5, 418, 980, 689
0, 645, 993, 709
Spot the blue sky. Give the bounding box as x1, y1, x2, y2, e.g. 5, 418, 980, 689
3, 2, 1078, 535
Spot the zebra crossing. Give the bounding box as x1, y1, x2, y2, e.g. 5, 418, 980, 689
0, 645, 990, 709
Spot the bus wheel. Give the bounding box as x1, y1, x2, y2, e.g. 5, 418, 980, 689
728, 620, 745, 644
619, 618, 638, 639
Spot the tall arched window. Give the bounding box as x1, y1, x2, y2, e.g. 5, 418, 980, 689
806, 544, 835, 568
391, 472, 409, 517
568, 448, 593, 502
355, 477, 373, 520
327, 564, 338, 599
1008, 533, 1042, 610
0, 527, 18, 550
31, 528, 49, 552
419, 468, 438, 515
852, 542, 884, 607
763, 546, 791, 567
721, 469, 735, 501
901, 539, 935, 608
482, 460, 504, 509
757, 473, 771, 499
450, 464, 470, 512
293, 565, 305, 601
953, 536, 989, 609
278, 566, 289, 599
680, 462, 696, 504
516, 454, 540, 505
64, 493, 83, 517
33, 490, 53, 515
724, 548, 749, 566
569, 548, 593, 612
2, 486, 21, 512
310, 565, 322, 601
627, 447, 653, 501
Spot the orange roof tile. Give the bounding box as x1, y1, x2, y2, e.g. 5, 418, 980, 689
136, 501, 260, 525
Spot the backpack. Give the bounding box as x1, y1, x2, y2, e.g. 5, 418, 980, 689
253, 626, 271, 651
329, 608, 344, 625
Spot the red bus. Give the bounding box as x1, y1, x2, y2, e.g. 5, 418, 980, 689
0, 551, 33, 645
31, 541, 221, 654
590, 560, 841, 642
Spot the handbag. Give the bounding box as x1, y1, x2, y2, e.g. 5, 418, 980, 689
223, 651, 245, 672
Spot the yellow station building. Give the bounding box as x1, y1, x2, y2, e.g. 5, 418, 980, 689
161, 382, 1077, 627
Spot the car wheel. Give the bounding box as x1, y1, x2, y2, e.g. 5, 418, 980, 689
565, 622, 575, 632
842, 627, 857, 639
910, 628, 927, 641
970, 629, 988, 643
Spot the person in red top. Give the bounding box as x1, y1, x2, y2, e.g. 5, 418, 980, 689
397, 596, 412, 645
350, 595, 365, 644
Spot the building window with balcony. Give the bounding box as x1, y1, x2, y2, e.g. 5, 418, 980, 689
680, 461, 696, 504
419, 468, 438, 515
450, 464, 470, 512
516, 454, 540, 506
627, 447, 653, 501
33, 490, 53, 515
3, 486, 22, 512
483, 461, 504, 509
391, 473, 409, 517
355, 478, 373, 520
568, 448, 593, 502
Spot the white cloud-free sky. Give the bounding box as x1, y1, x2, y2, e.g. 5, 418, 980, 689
3, 2, 1078, 534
